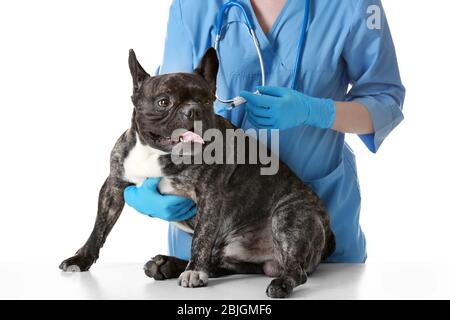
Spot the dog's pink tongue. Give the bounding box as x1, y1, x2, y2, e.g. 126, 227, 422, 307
181, 131, 205, 144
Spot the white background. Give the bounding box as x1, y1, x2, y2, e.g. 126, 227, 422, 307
0, 0, 449, 298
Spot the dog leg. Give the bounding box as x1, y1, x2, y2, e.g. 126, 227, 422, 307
59, 176, 129, 272
143, 255, 188, 280
266, 207, 325, 298
178, 200, 220, 288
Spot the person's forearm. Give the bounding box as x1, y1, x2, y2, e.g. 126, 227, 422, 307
332, 101, 374, 134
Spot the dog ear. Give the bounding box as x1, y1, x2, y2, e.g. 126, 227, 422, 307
194, 47, 219, 91
129, 49, 150, 92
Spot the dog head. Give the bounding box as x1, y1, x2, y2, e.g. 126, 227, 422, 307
129, 48, 219, 152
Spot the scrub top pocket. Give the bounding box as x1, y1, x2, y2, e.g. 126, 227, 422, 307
305, 146, 366, 263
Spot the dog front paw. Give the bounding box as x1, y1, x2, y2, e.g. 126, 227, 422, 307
178, 270, 209, 288
59, 254, 95, 272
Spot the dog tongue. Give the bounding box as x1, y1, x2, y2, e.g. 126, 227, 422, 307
181, 131, 205, 144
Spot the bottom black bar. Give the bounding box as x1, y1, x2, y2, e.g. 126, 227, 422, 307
0, 300, 448, 318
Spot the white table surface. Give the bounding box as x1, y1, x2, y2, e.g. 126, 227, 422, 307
1, 262, 449, 300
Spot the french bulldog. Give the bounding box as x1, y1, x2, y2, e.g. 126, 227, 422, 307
59, 48, 335, 298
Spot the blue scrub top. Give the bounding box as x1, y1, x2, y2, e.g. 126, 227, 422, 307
160, 0, 405, 263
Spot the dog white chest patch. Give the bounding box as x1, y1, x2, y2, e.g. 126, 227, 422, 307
157, 177, 176, 194
122, 133, 193, 235
122, 135, 166, 186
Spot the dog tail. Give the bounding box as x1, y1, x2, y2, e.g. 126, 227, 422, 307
322, 228, 336, 260
317, 202, 336, 260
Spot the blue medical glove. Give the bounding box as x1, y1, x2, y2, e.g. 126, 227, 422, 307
240, 86, 336, 130
124, 178, 196, 222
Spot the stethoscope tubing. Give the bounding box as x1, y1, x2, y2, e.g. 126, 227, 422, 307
214, 0, 310, 108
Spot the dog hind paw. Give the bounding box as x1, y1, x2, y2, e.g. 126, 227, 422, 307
144, 255, 187, 280
266, 278, 295, 298
178, 270, 209, 288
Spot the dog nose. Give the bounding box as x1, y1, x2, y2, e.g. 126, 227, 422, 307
180, 104, 202, 120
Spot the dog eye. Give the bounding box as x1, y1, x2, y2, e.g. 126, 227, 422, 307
158, 98, 170, 107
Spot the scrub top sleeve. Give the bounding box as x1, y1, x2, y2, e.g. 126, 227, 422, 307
343, 0, 405, 153
159, 0, 194, 75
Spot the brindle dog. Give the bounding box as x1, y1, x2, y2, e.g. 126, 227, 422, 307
59, 48, 335, 298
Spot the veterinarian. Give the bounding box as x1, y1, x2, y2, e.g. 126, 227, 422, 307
125, 0, 405, 263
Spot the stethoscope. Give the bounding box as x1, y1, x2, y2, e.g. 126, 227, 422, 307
214, 0, 311, 109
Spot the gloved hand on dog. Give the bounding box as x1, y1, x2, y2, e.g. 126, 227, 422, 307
124, 178, 196, 221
